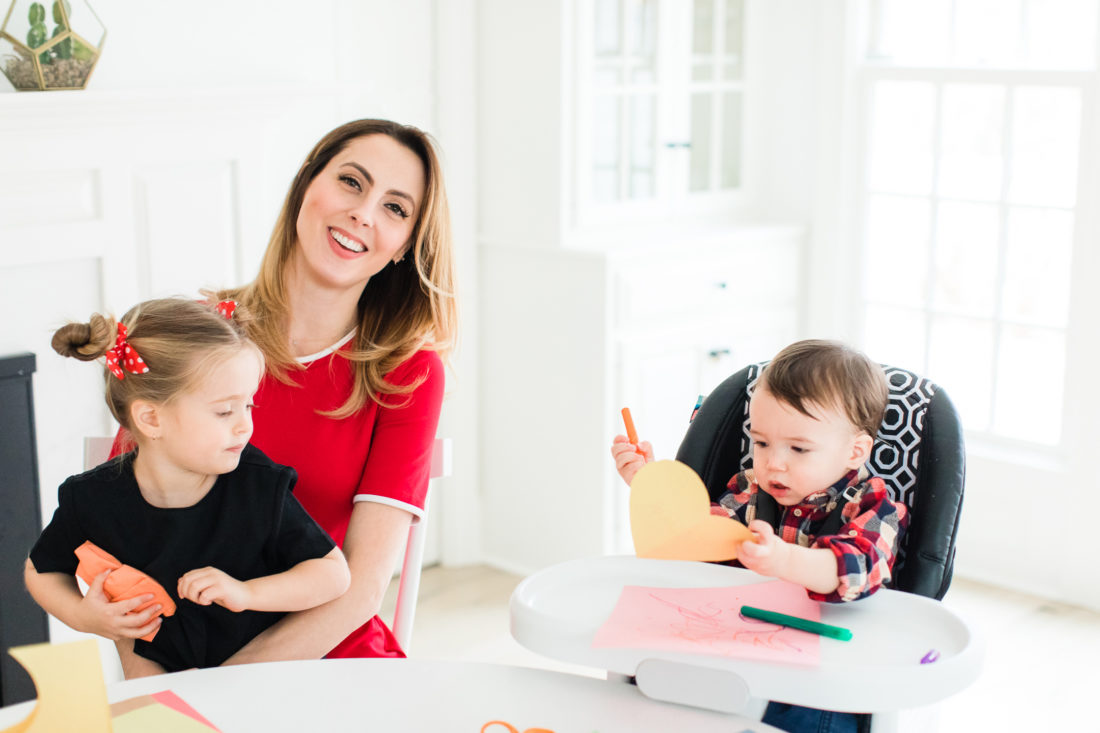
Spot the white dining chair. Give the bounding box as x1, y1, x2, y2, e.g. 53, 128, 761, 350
83, 435, 453, 653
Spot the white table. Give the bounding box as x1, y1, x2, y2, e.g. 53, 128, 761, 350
510, 556, 984, 723
0, 657, 781, 732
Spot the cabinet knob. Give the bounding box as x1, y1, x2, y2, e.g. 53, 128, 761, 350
664, 141, 692, 149
707, 348, 731, 359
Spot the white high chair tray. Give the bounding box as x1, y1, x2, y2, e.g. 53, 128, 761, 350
510, 556, 983, 714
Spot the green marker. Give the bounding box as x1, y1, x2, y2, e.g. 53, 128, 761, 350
740, 605, 853, 641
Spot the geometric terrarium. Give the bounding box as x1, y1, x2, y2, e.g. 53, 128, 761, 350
1, 0, 105, 90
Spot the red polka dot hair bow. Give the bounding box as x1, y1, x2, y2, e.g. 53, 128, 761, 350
104, 322, 149, 381
214, 300, 237, 319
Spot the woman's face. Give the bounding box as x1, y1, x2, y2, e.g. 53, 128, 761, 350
292, 134, 426, 294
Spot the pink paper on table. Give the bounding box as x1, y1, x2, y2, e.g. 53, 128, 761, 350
592, 581, 822, 666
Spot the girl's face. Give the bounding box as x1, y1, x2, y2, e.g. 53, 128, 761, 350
156, 348, 264, 478
292, 134, 426, 294
748, 386, 871, 506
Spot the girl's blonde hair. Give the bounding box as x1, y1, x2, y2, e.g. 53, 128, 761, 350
51, 298, 258, 432
212, 119, 457, 418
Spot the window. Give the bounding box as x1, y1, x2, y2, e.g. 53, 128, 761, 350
856, 0, 1097, 448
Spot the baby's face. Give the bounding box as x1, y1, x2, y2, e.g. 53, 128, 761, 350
748, 387, 870, 506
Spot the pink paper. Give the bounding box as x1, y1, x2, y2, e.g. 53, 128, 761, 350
151, 690, 222, 731
592, 581, 822, 666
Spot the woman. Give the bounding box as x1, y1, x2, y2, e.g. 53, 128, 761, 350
104, 119, 456, 662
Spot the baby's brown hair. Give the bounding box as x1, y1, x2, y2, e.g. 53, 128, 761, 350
51, 298, 259, 432
759, 339, 888, 438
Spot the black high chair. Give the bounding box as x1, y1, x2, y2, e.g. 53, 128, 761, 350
675, 362, 966, 600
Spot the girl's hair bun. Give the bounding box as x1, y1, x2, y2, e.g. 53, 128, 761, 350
51, 313, 115, 361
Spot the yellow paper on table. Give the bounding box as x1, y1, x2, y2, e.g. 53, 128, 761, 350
630, 460, 753, 561
113, 704, 216, 733
2, 640, 111, 733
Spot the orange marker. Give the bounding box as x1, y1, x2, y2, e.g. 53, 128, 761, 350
621, 407, 644, 455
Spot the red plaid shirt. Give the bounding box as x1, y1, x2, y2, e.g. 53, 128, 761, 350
715, 467, 909, 602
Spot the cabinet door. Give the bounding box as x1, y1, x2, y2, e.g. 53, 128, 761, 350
577, 0, 747, 225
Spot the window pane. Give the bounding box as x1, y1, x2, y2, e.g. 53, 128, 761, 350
1025, 0, 1099, 70
993, 325, 1065, 443
938, 84, 1004, 201
933, 201, 999, 317
721, 91, 742, 189
868, 81, 936, 195
594, 0, 621, 56
954, 0, 1022, 67
628, 94, 656, 198
1002, 207, 1074, 326
723, 0, 744, 79
626, 0, 657, 58
871, 0, 952, 63
593, 64, 621, 88
1008, 87, 1081, 208
863, 304, 927, 373
928, 314, 994, 432
864, 195, 930, 307
689, 92, 712, 191
693, 0, 715, 55
593, 94, 621, 202
693, 63, 714, 82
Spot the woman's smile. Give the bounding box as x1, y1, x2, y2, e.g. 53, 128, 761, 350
329, 227, 367, 255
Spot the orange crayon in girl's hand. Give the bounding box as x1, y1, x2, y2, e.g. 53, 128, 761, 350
621, 408, 644, 455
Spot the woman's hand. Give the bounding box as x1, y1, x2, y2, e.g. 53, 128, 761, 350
75, 569, 164, 641
611, 434, 654, 486
178, 567, 251, 613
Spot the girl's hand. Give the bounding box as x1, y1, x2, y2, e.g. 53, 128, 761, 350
178, 567, 251, 613
76, 569, 163, 641
737, 520, 791, 578
611, 434, 654, 486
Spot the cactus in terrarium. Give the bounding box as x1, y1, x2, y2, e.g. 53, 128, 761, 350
27, 2, 49, 64
25, 1, 73, 65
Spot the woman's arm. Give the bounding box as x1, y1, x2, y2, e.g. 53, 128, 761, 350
177, 547, 350, 613
24, 559, 163, 641
221, 501, 412, 664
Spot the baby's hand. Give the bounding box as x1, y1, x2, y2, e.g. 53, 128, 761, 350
177, 567, 251, 613
737, 520, 791, 579
611, 434, 654, 486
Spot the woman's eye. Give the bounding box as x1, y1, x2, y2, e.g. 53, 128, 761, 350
792, 446, 807, 453
339, 174, 362, 191
217, 410, 233, 417
385, 202, 410, 219
754, 441, 768, 449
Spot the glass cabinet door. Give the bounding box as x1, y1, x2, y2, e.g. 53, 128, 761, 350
583, 0, 745, 213
590, 0, 659, 203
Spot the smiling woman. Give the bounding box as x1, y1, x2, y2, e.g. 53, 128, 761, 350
200, 119, 457, 662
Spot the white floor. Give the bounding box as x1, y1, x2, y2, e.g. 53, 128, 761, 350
383, 565, 1100, 731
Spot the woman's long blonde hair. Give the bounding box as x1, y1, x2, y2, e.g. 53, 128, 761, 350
215, 119, 456, 418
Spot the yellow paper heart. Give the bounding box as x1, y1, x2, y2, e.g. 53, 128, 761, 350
630, 460, 754, 561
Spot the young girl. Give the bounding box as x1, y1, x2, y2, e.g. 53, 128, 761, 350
24, 298, 350, 678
